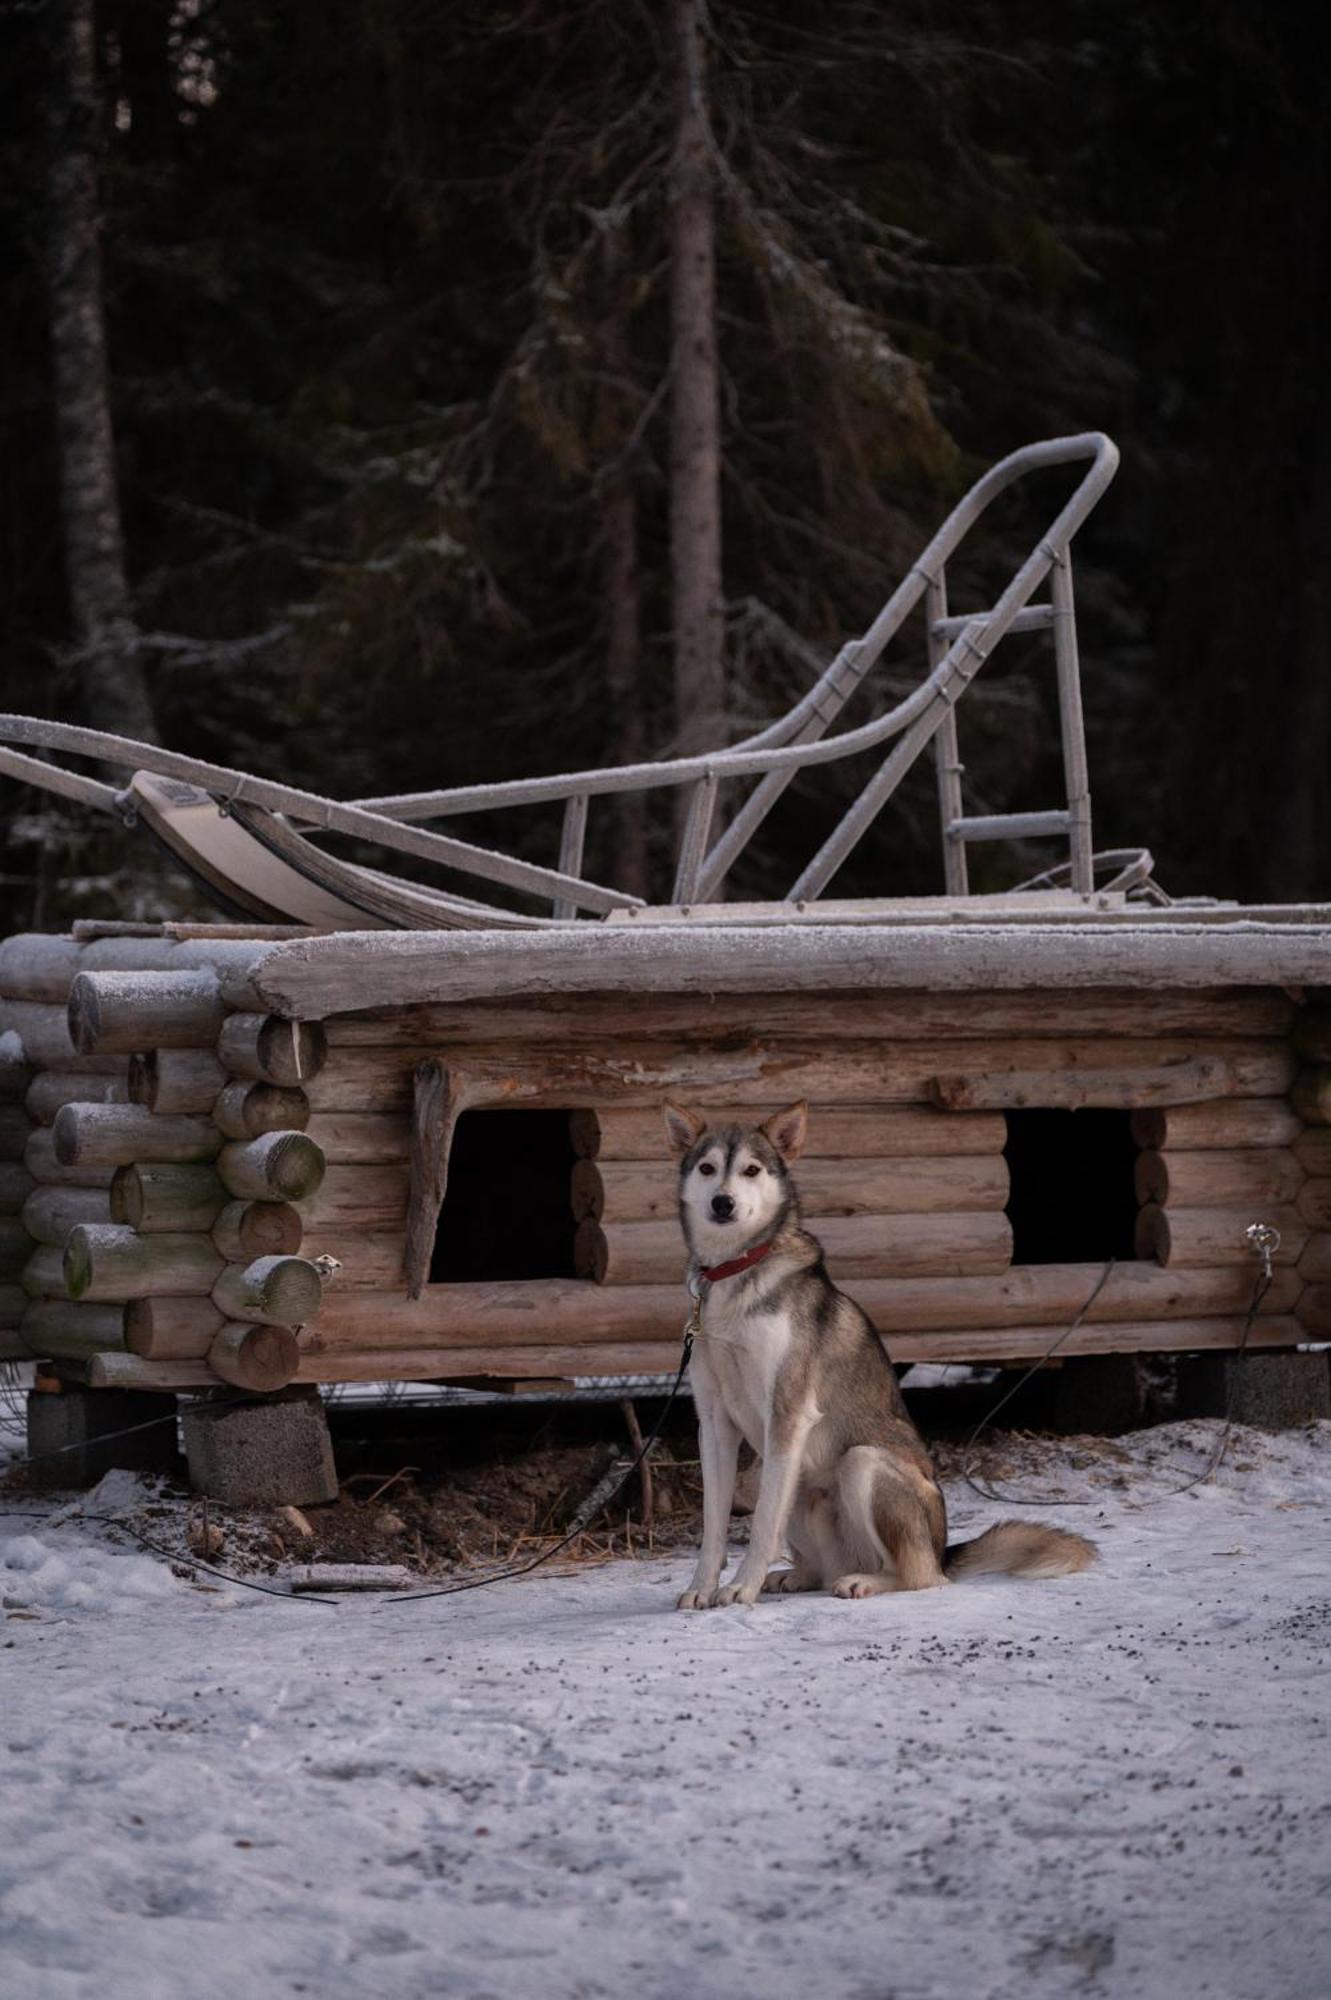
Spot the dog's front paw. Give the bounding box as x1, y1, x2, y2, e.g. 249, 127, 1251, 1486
676, 1585, 719, 1611
715, 1576, 763, 1608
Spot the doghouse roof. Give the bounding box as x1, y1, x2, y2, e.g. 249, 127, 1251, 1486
209, 909, 1331, 1021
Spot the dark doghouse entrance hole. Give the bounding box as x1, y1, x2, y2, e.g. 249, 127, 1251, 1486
1004, 1108, 1141, 1264
430, 1109, 579, 1284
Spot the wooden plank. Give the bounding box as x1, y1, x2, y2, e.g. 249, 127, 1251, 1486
302, 1038, 1294, 1116
403, 1060, 471, 1302
576, 1212, 1014, 1285
1131, 1099, 1303, 1151
304, 1234, 405, 1291
577, 1154, 1010, 1224
241, 923, 1331, 1021
930, 1058, 1232, 1112
86, 1353, 218, 1390
322, 986, 1296, 1048
292, 1318, 1305, 1383
296, 1340, 690, 1383
573, 1104, 1006, 1161
300, 1261, 1301, 1352
304, 1112, 410, 1165
303, 1162, 410, 1232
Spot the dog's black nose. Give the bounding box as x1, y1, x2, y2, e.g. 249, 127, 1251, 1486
711, 1192, 735, 1220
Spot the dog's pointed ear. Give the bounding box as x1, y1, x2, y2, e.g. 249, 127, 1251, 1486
760, 1099, 808, 1164
663, 1101, 707, 1156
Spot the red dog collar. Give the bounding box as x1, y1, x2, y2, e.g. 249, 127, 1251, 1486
699, 1240, 775, 1284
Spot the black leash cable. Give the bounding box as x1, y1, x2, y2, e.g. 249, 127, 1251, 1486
959, 1254, 1275, 1510
0, 1330, 699, 1610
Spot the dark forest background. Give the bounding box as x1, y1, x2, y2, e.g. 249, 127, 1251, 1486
2, 0, 1328, 929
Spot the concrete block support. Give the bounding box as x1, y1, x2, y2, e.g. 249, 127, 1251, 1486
1177, 1350, 1331, 1429
182, 1386, 338, 1506
25, 1386, 180, 1489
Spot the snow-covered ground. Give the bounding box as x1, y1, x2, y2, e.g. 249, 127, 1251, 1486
3, 1420, 1329, 2000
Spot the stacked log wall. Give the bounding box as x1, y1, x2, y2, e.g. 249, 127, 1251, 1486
2, 932, 1322, 1388
0, 933, 316, 1392
289, 982, 1309, 1383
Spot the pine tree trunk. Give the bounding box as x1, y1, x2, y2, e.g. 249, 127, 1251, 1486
601, 477, 649, 897
667, 0, 724, 782
45, 0, 157, 742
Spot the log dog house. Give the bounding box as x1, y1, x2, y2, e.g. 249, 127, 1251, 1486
3, 914, 1331, 1397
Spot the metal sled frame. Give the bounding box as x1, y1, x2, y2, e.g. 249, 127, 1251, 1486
0, 433, 1119, 926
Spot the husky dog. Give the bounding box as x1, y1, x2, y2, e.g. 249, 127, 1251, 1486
665, 1099, 1095, 1609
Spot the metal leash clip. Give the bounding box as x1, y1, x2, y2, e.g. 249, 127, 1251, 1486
1245, 1220, 1280, 1282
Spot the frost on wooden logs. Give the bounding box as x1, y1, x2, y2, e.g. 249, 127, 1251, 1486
211, 1255, 324, 1325
217, 1131, 326, 1203
63, 1223, 224, 1302
27, 1069, 128, 1123
67, 969, 225, 1056
53, 1103, 220, 1171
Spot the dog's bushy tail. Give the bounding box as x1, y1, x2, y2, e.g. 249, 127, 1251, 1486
944, 1519, 1095, 1581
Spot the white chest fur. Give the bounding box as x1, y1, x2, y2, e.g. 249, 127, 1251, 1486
692, 1285, 793, 1455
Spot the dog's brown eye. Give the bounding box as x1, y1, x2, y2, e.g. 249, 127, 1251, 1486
743, 1164, 762, 1178
697, 1162, 716, 1177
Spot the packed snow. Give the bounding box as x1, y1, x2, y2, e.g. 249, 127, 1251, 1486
3, 1420, 1329, 2000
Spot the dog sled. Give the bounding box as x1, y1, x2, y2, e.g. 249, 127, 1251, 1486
0, 432, 1164, 929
